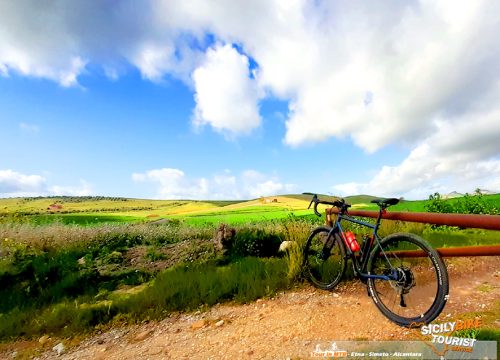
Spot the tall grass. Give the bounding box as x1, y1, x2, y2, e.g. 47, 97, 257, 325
0, 257, 289, 340
0, 221, 214, 252
278, 219, 311, 280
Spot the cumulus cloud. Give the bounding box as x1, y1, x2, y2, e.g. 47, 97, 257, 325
0, 169, 92, 197
48, 180, 93, 197
0, 0, 206, 85
0, 169, 46, 195
192, 44, 261, 136
333, 108, 500, 198
2, 1, 500, 196
131, 168, 296, 200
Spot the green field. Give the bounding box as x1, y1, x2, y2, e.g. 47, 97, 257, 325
1, 193, 499, 225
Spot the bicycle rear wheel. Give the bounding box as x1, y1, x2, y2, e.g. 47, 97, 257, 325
367, 233, 449, 327
303, 226, 347, 290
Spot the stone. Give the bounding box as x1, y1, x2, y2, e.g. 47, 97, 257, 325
213, 224, 235, 255
278, 241, 293, 253
148, 347, 163, 355
215, 320, 224, 327
134, 330, 152, 341
38, 335, 50, 345
52, 342, 65, 355
191, 319, 208, 330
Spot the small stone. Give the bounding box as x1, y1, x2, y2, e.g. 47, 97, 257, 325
134, 330, 152, 341
148, 348, 163, 355
191, 319, 208, 330
333, 293, 340, 298
247, 350, 254, 356
78, 257, 86, 265
52, 342, 65, 355
279, 241, 293, 252
215, 320, 224, 327
39, 335, 50, 345
97, 339, 104, 345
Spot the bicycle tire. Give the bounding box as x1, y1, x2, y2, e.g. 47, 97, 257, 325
367, 232, 449, 327
303, 226, 347, 290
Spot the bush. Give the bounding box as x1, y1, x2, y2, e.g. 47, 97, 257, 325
426, 192, 497, 215
0, 257, 289, 339
230, 228, 281, 258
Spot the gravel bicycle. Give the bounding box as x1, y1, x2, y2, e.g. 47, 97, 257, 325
303, 194, 449, 327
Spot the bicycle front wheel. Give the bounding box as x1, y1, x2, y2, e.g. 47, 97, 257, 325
303, 226, 347, 290
367, 233, 449, 327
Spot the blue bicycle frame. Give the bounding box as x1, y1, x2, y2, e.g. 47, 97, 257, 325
329, 212, 399, 282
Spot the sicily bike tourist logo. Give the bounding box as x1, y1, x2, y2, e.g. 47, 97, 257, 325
412, 317, 483, 358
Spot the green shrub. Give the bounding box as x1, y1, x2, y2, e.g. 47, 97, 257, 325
426, 192, 497, 215
230, 228, 281, 258
144, 247, 166, 262
0, 257, 289, 339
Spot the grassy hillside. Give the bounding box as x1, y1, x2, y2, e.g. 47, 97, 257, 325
1, 193, 499, 226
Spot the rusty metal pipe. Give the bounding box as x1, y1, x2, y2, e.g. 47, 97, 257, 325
382, 245, 500, 258
327, 208, 500, 231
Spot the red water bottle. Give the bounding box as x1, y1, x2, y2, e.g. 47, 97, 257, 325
344, 231, 360, 252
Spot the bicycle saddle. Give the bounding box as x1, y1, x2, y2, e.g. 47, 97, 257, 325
371, 198, 400, 207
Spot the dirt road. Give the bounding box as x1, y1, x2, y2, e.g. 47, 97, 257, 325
4, 257, 500, 359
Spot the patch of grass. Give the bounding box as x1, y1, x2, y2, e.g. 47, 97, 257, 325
475, 328, 500, 342
28, 214, 144, 226
279, 219, 311, 280
476, 283, 495, 293
128, 257, 289, 312
144, 247, 167, 262
0, 257, 289, 340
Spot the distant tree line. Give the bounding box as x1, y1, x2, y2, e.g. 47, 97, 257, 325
22, 196, 130, 203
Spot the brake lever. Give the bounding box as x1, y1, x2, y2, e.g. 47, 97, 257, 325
307, 194, 318, 209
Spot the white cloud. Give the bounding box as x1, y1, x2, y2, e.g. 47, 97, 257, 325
1, 1, 499, 197
48, 180, 93, 197
0, 169, 46, 195
0, 1, 204, 86
333, 108, 500, 198
132, 168, 208, 199
240, 170, 297, 198
192, 44, 261, 136
132, 168, 296, 200
0, 169, 93, 197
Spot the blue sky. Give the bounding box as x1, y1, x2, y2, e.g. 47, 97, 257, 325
1, 1, 499, 200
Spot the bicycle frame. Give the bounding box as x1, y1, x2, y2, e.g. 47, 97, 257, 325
328, 211, 398, 282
